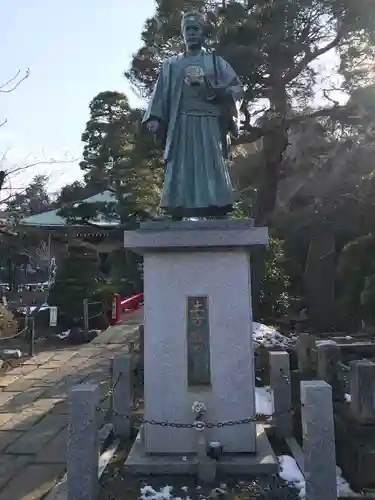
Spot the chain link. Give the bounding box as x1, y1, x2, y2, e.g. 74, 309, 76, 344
93, 366, 295, 428
95, 374, 121, 412
108, 409, 294, 428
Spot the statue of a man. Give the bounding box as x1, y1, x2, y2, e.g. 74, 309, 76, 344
143, 10, 243, 220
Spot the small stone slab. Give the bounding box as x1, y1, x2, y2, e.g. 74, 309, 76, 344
124, 425, 278, 476
124, 224, 268, 252
2, 349, 22, 359
140, 218, 255, 231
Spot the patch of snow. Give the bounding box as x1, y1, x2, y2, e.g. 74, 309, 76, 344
345, 393, 352, 403
279, 455, 305, 498
252, 322, 293, 348
278, 455, 356, 498
56, 329, 70, 340
140, 485, 174, 500
255, 386, 273, 414
316, 339, 338, 346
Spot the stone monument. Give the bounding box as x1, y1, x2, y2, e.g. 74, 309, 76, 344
124, 11, 277, 475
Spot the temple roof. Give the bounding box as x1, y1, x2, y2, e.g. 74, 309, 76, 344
18, 190, 119, 228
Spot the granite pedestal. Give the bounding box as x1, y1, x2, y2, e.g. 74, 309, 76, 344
123, 219, 277, 474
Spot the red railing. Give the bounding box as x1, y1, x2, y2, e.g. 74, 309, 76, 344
120, 293, 144, 314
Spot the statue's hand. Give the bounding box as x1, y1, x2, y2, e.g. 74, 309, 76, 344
147, 119, 160, 134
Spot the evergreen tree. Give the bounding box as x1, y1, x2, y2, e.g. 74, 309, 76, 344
127, 0, 375, 223
79, 90, 163, 222
48, 241, 108, 330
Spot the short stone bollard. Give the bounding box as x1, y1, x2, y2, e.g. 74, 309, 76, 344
316, 343, 343, 401
112, 355, 133, 439
349, 360, 375, 424
301, 380, 336, 500
67, 383, 100, 500
138, 324, 144, 385
296, 332, 316, 377
269, 351, 293, 438
196, 432, 216, 484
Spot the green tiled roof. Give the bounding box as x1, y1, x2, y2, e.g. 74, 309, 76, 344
19, 190, 118, 227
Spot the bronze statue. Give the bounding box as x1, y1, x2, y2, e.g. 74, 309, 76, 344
143, 11, 243, 220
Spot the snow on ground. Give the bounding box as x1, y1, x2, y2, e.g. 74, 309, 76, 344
252, 322, 294, 348
279, 455, 356, 498
255, 386, 273, 414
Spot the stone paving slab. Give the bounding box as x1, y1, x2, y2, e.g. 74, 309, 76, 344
6, 413, 66, 455
0, 463, 65, 500
0, 375, 20, 389
0, 408, 47, 431
0, 455, 33, 490
3, 377, 39, 392
35, 427, 67, 464
0, 430, 24, 452
3, 386, 47, 411
0, 316, 143, 499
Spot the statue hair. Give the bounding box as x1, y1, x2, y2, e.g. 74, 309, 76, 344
180, 10, 206, 32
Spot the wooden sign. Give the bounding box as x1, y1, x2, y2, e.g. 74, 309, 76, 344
186, 296, 211, 386
49, 306, 58, 327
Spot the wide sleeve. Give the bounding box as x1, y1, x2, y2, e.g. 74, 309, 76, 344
142, 60, 171, 124
218, 56, 244, 118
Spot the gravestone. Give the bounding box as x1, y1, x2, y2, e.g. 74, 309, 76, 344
123, 219, 278, 475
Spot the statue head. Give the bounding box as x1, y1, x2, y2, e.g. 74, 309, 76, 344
181, 11, 206, 50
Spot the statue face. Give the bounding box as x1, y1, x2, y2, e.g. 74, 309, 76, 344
182, 18, 204, 49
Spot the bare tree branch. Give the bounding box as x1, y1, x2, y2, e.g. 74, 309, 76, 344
282, 34, 343, 85
5, 158, 77, 178
0, 69, 30, 93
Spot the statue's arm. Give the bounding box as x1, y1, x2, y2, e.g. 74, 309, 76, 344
218, 57, 244, 106
143, 60, 171, 128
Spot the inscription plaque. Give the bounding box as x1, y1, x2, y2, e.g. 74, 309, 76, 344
186, 296, 211, 386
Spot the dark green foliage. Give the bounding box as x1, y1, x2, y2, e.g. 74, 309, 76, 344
361, 275, 375, 326
48, 241, 108, 329
254, 236, 290, 324
303, 234, 336, 331
337, 234, 375, 326
55, 182, 90, 206
6, 174, 51, 218
77, 90, 163, 223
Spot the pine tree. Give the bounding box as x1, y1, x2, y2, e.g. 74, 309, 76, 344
79, 90, 163, 222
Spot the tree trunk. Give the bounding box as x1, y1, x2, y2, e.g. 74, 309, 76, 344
251, 87, 289, 317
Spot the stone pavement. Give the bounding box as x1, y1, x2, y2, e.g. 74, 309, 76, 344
0, 310, 143, 500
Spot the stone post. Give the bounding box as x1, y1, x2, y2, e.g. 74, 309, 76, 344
269, 351, 293, 438
112, 355, 133, 439
301, 380, 336, 500
316, 343, 343, 401
139, 324, 144, 368
67, 383, 100, 500
296, 333, 316, 377
349, 360, 375, 424
196, 433, 216, 484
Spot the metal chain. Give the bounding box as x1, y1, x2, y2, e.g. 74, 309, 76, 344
96, 374, 121, 411
93, 367, 295, 428
279, 368, 290, 384
107, 408, 294, 428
